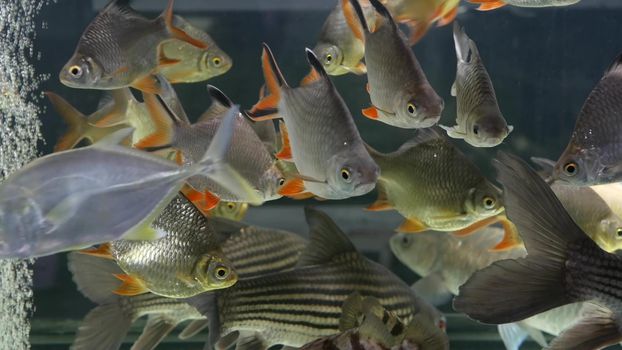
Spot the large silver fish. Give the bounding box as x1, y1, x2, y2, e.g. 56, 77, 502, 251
552, 53, 622, 186
347, 0, 444, 129
454, 153, 622, 350
248, 45, 379, 200
186, 208, 444, 349
441, 22, 512, 148
60, 0, 207, 93
469, 0, 580, 11
69, 219, 307, 350
0, 105, 258, 258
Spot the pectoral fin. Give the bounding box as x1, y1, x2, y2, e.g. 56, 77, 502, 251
396, 217, 428, 233
362, 106, 379, 120
113, 274, 149, 296
79, 243, 113, 260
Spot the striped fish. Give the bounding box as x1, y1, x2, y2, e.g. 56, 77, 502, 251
69, 218, 307, 350
187, 208, 444, 349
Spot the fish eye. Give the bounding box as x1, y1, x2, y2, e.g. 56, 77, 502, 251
407, 103, 416, 115
401, 235, 411, 246
212, 57, 222, 66
278, 177, 285, 187
325, 54, 333, 62
482, 196, 495, 209
473, 125, 479, 135
563, 162, 577, 176
214, 265, 230, 280
226, 202, 236, 210
68, 65, 82, 78
617, 228, 622, 238
340, 168, 352, 183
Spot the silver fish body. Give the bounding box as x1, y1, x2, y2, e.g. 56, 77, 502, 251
443, 22, 512, 148
553, 53, 622, 186
498, 0, 580, 7
350, 0, 443, 128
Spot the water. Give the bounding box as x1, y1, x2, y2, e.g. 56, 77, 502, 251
1, 0, 619, 349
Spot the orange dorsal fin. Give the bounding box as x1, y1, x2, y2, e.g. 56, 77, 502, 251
162, 0, 208, 49
300, 67, 321, 86
453, 216, 500, 237
250, 94, 279, 113
469, 0, 507, 11
342, 0, 365, 41
113, 274, 149, 296
131, 75, 162, 94
396, 217, 428, 233
278, 178, 306, 196
362, 106, 379, 120
490, 216, 522, 251
134, 93, 174, 148
276, 121, 293, 160
79, 243, 113, 260
250, 44, 286, 115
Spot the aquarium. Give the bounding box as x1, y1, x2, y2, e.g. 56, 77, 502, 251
1, 0, 621, 349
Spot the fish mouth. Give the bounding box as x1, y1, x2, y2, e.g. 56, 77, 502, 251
417, 115, 441, 128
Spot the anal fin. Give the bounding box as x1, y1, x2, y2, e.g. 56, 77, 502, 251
396, 217, 428, 233
278, 178, 306, 197
276, 121, 292, 160
132, 75, 162, 94
113, 274, 149, 296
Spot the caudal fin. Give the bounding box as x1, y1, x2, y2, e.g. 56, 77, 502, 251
453, 152, 590, 324
548, 303, 622, 350
70, 304, 133, 350
46, 92, 89, 151
131, 314, 178, 350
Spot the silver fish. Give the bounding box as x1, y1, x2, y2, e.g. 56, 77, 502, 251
69, 219, 307, 350
470, 0, 580, 11
348, 0, 444, 129
441, 22, 512, 148
248, 45, 379, 200
0, 105, 258, 258
454, 152, 622, 350
187, 208, 444, 349
552, 53, 622, 186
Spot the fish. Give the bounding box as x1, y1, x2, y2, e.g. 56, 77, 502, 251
300, 294, 448, 350
206, 201, 249, 221
158, 15, 233, 83
59, 0, 207, 93
552, 53, 622, 186
69, 218, 307, 350
186, 207, 445, 349
453, 152, 622, 350
366, 129, 518, 250
347, 0, 444, 129
389, 230, 599, 350
441, 22, 512, 148
469, 0, 581, 11
0, 104, 259, 258
81, 195, 237, 298
136, 84, 286, 210
312, 0, 373, 76
383, 0, 460, 44
247, 44, 379, 200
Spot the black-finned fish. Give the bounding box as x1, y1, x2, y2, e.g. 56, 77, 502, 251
453, 152, 622, 350
312, 0, 373, 76
469, 0, 580, 11
552, 53, 622, 186
300, 294, 448, 350
136, 84, 286, 210
441, 22, 512, 148
81, 195, 237, 298
60, 0, 207, 94
0, 105, 259, 259
186, 208, 444, 349
158, 15, 232, 83
247, 44, 379, 200
347, 0, 444, 129
366, 129, 518, 250
69, 219, 307, 350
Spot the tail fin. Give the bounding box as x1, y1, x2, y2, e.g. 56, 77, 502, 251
46, 92, 89, 152
548, 303, 622, 350
344, 0, 367, 40
132, 314, 178, 350
248, 43, 287, 117
189, 105, 263, 205
70, 304, 133, 350
161, 0, 208, 49
453, 152, 590, 324
90, 88, 132, 127
185, 293, 221, 350
452, 21, 474, 64
368, 0, 397, 31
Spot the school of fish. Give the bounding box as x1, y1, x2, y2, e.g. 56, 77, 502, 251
4, 0, 619, 349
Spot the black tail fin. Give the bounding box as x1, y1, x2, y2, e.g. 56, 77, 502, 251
453, 152, 592, 324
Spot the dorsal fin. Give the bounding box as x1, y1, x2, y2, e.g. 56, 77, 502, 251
157, 75, 190, 124
301, 48, 329, 86
297, 207, 357, 267
400, 127, 445, 149
207, 85, 233, 108
198, 85, 235, 122
369, 0, 398, 31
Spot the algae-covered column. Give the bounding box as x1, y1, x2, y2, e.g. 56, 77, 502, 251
0, 1, 51, 348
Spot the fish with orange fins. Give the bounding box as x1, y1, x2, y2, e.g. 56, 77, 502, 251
60, 0, 207, 94
384, 0, 460, 44
366, 128, 521, 251
312, 0, 374, 76
468, 0, 580, 11
158, 15, 232, 83
247, 44, 379, 200
136, 83, 285, 210
347, 0, 444, 129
